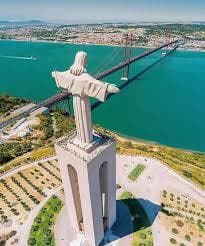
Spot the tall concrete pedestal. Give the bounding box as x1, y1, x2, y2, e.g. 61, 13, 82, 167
55, 133, 116, 246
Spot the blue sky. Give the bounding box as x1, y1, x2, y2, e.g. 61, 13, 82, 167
0, 0, 205, 23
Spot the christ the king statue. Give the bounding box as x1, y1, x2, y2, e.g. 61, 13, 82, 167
52, 51, 119, 146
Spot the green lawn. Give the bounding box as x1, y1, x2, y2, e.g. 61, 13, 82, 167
128, 164, 146, 181
132, 227, 153, 246
28, 195, 63, 246
119, 191, 153, 246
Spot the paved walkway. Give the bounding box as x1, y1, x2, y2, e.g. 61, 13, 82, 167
54, 206, 81, 246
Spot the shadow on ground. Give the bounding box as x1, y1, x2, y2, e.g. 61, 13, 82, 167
100, 198, 161, 245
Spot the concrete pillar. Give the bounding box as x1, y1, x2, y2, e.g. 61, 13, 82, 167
55, 135, 116, 246
77, 161, 104, 246
106, 153, 117, 229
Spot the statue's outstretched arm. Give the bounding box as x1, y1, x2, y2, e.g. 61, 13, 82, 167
85, 74, 119, 93
52, 71, 71, 90
83, 73, 119, 102
52, 71, 61, 88
107, 84, 119, 93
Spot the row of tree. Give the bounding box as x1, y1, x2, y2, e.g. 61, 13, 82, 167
0, 94, 28, 114
0, 141, 32, 165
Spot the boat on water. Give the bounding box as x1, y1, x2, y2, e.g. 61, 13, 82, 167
20, 56, 37, 60
30, 56, 37, 60
0, 55, 37, 60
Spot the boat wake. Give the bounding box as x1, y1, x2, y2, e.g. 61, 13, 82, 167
0, 55, 37, 61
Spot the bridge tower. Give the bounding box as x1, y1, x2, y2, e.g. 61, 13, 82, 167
162, 29, 172, 56
121, 33, 133, 81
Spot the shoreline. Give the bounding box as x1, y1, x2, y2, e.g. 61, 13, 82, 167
106, 128, 205, 154
0, 38, 205, 53
0, 39, 205, 154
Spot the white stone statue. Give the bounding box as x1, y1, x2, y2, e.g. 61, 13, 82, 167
52, 51, 119, 145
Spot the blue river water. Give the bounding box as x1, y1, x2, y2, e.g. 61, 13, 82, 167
0, 40, 205, 152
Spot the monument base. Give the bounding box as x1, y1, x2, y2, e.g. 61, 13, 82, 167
55, 132, 116, 246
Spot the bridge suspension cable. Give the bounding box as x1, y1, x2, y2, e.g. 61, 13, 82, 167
93, 45, 122, 75
121, 33, 133, 81
39, 40, 179, 108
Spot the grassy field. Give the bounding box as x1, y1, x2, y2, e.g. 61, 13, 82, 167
119, 191, 153, 246
128, 164, 146, 181
28, 195, 63, 246
133, 227, 153, 246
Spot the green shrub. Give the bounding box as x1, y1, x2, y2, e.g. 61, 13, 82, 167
176, 220, 184, 228
9, 230, 17, 237
172, 228, 179, 234
170, 238, 177, 244
185, 234, 191, 241
183, 170, 192, 178
140, 233, 146, 239
28, 238, 36, 245
33, 226, 39, 232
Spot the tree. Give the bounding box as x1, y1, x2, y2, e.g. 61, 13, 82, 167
123, 141, 133, 148
183, 170, 192, 178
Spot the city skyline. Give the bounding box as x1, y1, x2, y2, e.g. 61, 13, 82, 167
0, 0, 205, 24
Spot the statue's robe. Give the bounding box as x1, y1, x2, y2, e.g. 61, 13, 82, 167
53, 70, 111, 144
54, 70, 109, 102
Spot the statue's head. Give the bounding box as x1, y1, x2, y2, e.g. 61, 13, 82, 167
70, 51, 87, 76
